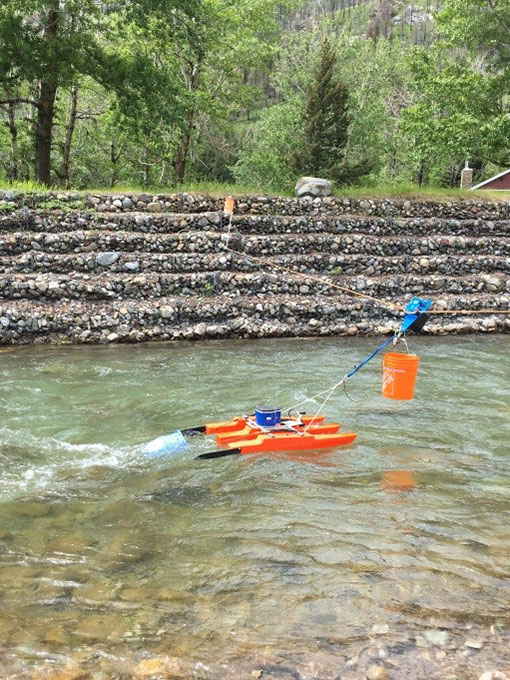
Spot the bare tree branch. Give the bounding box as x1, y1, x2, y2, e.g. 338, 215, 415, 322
0, 98, 41, 108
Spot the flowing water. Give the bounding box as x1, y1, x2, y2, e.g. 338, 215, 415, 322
0, 336, 509, 679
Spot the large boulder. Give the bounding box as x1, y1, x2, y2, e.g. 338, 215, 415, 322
295, 176, 332, 198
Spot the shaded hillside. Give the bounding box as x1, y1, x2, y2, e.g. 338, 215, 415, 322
290, 0, 437, 44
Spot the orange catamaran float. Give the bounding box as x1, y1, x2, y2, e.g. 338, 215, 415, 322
198, 413, 357, 459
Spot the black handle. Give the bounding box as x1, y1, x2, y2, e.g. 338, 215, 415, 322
195, 448, 241, 460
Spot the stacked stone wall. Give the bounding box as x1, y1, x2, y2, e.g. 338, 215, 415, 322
3, 188, 510, 218
0, 191, 509, 344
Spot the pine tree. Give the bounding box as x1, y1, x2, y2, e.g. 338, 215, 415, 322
295, 37, 371, 185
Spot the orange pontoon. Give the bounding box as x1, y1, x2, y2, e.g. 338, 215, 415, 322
221, 430, 357, 454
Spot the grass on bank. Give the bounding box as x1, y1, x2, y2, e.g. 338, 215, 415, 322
0, 180, 287, 198
1, 179, 509, 201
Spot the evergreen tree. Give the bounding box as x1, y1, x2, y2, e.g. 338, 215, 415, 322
294, 37, 371, 185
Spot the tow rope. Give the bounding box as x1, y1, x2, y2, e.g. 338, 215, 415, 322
220, 196, 510, 317
141, 297, 431, 459
140, 196, 507, 460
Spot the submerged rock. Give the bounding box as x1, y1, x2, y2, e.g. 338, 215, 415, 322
465, 638, 485, 649
423, 629, 449, 646
366, 666, 389, 680
148, 485, 210, 506
74, 612, 127, 641
131, 656, 194, 679
371, 624, 390, 635
248, 665, 300, 680
31, 665, 92, 679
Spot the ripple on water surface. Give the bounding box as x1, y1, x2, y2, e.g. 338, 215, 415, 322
0, 336, 509, 677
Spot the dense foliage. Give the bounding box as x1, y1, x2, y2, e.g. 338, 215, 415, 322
292, 37, 371, 184
0, 0, 508, 190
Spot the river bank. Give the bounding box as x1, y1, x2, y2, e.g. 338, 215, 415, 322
0, 190, 509, 345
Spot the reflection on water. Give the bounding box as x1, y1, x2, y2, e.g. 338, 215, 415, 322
380, 470, 416, 493
0, 335, 509, 677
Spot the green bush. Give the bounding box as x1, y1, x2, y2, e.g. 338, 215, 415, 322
232, 99, 304, 192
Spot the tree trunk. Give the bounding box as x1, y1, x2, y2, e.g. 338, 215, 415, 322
173, 57, 203, 185
449, 163, 460, 188
390, 150, 397, 180
159, 159, 169, 186
142, 146, 150, 188
417, 159, 426, 186
173, 115, 193, 184
34, 6, 59, 186
159, 139, 172, 185
5, 100, 19, 181
110, 141, 118, 188
61, 85, 78, 188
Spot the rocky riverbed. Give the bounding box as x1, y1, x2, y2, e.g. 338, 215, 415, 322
16, 628, 510, 679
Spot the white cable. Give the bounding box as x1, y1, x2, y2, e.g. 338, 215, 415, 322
302, 375, 348, 432
284, 383, 344, 414
220, 211, 233, 247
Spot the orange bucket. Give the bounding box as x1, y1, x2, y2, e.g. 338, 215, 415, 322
382, 352, 420, 400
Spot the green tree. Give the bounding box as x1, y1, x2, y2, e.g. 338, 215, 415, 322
433, 0, 510, 169
0, 0, 199, 185
437, 0, 510, 72
399, 48, 499, 183
233, 22, 414, 191
293, 37, 371, 184
295, 37, 348, 178
171, 0, 301, 184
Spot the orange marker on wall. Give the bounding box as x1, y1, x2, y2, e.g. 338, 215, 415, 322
224, 196, 234, 216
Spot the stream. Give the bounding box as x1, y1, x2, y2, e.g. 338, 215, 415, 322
0, 336, 509, 678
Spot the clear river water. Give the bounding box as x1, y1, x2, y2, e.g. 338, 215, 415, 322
0, 336, 509, 679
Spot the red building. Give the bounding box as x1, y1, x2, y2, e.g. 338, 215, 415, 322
472, 169, 510, 191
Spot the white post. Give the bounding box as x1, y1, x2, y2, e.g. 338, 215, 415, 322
461, 160, 473, 189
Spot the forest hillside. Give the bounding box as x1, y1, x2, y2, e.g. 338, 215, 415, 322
0, 0, 508, 192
